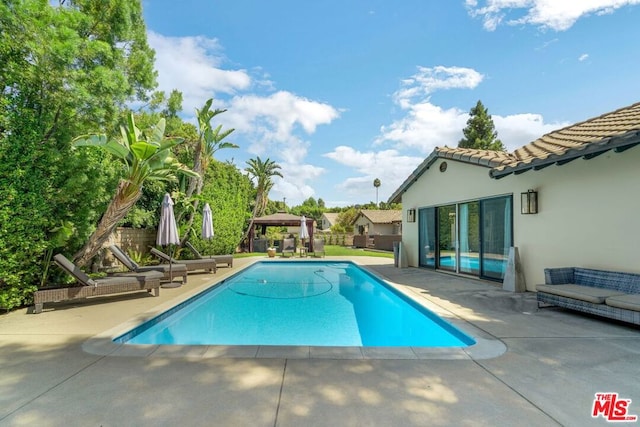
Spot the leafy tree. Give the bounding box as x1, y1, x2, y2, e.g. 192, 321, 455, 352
458, 100, 505, 151
72, 114, 197, 267
333, 207, 358, 233
190, 160, 252, 255
180, 99, 237, 243
290, 197, 324, 222
0, 0, 156, 309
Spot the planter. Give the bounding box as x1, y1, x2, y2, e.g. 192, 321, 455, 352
267, 248, 276, 258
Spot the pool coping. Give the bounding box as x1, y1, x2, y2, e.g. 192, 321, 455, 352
82, 258, 507, 360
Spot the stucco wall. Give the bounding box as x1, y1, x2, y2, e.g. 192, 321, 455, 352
400, 146, 640, 291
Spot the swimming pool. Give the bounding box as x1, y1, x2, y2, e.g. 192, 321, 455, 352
116, 261, 475, 347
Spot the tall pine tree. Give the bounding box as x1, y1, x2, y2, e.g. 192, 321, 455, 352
458, 100, 505, 151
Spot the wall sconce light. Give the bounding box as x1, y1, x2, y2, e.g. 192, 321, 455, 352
521, 189, 538, 214
407, 208, 416, 222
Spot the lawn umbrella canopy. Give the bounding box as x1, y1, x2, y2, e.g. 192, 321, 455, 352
157, 193, 179, 246
300, 215, 310, 242
202, 203, 214, 240
157, 193, 181, 287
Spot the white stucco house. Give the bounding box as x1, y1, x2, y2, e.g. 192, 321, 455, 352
388, 102, 640, 291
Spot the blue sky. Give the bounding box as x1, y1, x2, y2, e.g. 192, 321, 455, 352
142, 0, 640, 207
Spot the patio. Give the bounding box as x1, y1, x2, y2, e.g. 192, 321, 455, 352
1, 256, 638, 426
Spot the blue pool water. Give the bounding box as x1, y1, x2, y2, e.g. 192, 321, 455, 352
116, 261, 475, 347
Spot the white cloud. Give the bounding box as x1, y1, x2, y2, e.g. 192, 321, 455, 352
394, 66, 484, 108
149, 31, 341, 205
221, 91, 339, 204
377, 65, 569, 154
493, 113, 568, 151
147, 31, 251, 113
378, 102, 468, 153
578, 53, 589, 61
224, 91, 340, 161
467, 0, 640, 31
323, 146, 424, 203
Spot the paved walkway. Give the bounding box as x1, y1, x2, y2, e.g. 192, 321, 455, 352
1, 257, 639, 426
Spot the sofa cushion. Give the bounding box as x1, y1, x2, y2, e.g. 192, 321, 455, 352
574, 268, 640, 293
536, 284, 627, 304
605, 294, 640, 312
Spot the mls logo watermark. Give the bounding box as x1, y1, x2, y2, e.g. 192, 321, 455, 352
592, 393, 638, 422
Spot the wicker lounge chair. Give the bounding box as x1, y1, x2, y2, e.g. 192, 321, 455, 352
312, 238, 325, 257
109, 245, 188, 284
33, 254, 163, 314
150, 247, 217, 274
184, 241, 233, 267
281, 238, 295, 257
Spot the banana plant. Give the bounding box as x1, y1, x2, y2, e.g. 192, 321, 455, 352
72, 113, 198, 267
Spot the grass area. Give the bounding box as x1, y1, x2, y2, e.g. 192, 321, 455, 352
233, 245, 394, 259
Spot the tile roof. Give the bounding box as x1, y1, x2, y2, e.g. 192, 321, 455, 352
355, 209, 402, 224
389, 101, 640, 203
321, 212, 340, 224
493, 101, 640, 178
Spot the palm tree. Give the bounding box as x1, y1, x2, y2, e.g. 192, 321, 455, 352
72, 113, 197, 267
373, 178, 381, 206
181, 99, 237, 243
242, 157, 283, 243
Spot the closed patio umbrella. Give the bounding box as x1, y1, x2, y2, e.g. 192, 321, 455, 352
300, 215, 309, 247
202, 203, 214, 240
157, 193, 181, 288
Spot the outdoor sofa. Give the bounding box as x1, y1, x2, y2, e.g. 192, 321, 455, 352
537, 267, 640, 325
184, 241, 233, 267
33, 254, 163, 313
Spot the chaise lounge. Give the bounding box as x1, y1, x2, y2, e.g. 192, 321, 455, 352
281, 238, 295, 257
150, 247, 217, 274
311, 238, 325, 258
184, 241, 233, 267
110, 245, 188, 284
33, 254, 163, 313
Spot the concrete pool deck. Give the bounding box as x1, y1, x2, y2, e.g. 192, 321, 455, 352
1, 256, 639, 426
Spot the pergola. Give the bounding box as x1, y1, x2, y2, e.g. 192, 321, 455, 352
248, 212, 315, 252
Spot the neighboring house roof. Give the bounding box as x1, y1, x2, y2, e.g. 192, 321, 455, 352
389, 102, 640, 203
321, 212, 340, 225
352, 209, 402, 225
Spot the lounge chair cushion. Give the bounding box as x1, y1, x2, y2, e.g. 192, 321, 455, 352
109, 245, 140, 270
53, 254, 98, 286
605, 294, 640, 312
536, 284, 627, 304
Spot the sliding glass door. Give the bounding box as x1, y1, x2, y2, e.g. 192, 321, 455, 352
418, 207, 435, 267
437, 205, 456, 272
480, 196, 512, 280
417, 196, 512, 281
459, 201, 480, 275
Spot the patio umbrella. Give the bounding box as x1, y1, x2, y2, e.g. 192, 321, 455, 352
157, 193, 181, 287
300, 215, 309, 247
202, 203, 214, 240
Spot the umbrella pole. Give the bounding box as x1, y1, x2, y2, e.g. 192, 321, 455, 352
169, 243, 173, 282
162, 243, 182, 288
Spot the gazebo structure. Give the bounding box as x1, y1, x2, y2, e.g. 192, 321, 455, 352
248, 212, 315, 253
